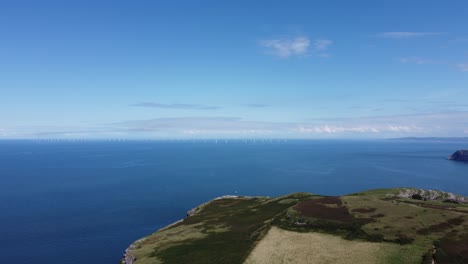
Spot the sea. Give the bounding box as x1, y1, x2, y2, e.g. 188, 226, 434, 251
0, 139, 467, 264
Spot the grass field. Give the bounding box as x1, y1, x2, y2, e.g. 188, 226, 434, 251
244, 226, 404, 264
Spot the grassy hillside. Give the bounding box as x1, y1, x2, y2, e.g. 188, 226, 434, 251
122, 188, 468, 264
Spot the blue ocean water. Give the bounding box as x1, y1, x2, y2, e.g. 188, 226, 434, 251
0, 139, 467, 264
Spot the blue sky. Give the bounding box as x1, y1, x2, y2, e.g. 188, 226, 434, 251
1, 0, 468, 139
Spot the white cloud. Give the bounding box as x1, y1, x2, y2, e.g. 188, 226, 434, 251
386, 125, 416, 132
260, 36, 310, 58
398, 57, 431, 65
457, 63, 468, 72
8, 111, 468, 139
130, 101, 220, 110
260, 36, 333, 58
297, 125, 380, 134
376, 32, 441, 39
295, 124, 419, 134
182, 129, 274, 135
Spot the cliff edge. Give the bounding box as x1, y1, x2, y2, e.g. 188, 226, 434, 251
448, 150, 468, 162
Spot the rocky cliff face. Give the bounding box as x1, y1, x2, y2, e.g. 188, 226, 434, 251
448, 150, 468, 162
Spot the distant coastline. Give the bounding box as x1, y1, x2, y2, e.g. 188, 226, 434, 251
390, 137, 468, 142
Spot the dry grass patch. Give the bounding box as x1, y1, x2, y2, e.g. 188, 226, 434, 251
244, 227, 403, 264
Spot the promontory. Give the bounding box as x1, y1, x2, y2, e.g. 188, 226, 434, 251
121, 188, 468, 264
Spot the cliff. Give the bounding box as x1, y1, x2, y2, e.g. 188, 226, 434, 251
448, 150, 468, 162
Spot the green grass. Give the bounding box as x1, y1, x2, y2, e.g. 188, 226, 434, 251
128, 194, 314, 264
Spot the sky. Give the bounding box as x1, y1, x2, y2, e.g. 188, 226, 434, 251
1, 0, 468, 139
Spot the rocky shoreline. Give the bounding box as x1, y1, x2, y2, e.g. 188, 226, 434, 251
121, 238, 145, 264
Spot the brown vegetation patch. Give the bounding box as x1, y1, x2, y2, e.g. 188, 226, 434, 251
434, 234, 468, 263
401, 200, 468, 214
380, 197, 399, 201
417, 222, 452, 235
352, 208, 377, 213
394, 233, 414, 245
294, 197, 354, 222
370, 213, 385, 218
415, 216, 465, 236
447, 217, 464, 226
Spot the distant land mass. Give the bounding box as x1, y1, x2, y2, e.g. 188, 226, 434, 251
448, 150, 468, 162
121, 188, 468, 264
391, 137, 468, 142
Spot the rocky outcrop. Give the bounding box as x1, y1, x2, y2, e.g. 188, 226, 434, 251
448, 150, 468, 162
121, 238, 145, 264
395, 188, 468, 204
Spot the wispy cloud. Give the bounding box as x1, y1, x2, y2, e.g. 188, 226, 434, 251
314, 39, 333, 51
113, 117, 290, 137
457, 63, 468, 72
130, 102, 220, 110
308, 111, 468, 135
6, 111, 468, 139
313, 39, 333, 57
119, 117, 282, 131
0, 128, 13, 137
116, 111, 468, 138
260, 36, 310, 58
242, 103, 269, 108
295, 125, 417, 134
260, 36, 333, 58
376, 32, 442, 39
397, 58, 468, 73
35, 130, 103, 136
398, 57, 431, 64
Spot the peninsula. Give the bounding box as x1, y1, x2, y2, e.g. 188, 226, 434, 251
121, 188, 468, 264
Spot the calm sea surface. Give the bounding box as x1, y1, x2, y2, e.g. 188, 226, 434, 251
0, 140, 467, 263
